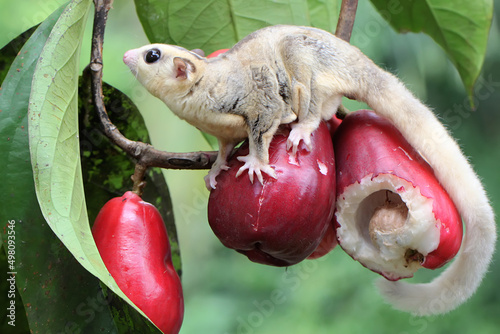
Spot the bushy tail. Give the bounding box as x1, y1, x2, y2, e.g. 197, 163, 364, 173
356, 64, 496, 316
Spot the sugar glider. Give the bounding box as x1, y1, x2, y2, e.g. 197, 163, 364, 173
123, 25, 496, 316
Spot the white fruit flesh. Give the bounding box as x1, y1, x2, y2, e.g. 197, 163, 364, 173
336, 174, 440, 280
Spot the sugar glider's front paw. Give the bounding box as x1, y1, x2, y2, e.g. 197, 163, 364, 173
204, 163, 230, 190
235, 155, 277, 185
287, 124, 313, 156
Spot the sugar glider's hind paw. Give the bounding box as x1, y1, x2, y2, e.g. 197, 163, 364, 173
204, 163, 230, 190
236, 155, 277, 185
287, 124, 313, 156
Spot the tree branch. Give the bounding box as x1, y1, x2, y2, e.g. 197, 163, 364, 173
89, 0, 357, 182
335, 0, 359, 42
89, 0, 217, 182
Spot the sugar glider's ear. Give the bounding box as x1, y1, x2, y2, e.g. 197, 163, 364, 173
173, 57, 196, 80
191, 48, 205, 57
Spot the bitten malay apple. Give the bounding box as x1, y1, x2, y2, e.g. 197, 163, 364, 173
333, 110, 463, 280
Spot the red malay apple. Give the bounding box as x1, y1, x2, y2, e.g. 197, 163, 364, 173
306, 221, 338, 260
326, 112, 343, 138
306, 114, 342, 260
92, 191, 184, 334
208, 122, 336, 266
207, 48, 230, 58
334, 110, 463, 280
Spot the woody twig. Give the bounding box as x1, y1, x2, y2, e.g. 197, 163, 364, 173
89, 0, 217, 191
336, 0, 359, 42
89, 0, 358, 188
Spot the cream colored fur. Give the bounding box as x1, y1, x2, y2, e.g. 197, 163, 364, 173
124, 25, 496, 315
367, 73, 496, 316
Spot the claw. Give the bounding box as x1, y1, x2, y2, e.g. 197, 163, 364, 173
204, 173, 216, 190
236, 155, 276, 185
205, 164, 230, 190
255, 168, 263, 185
287, 125, 313, 155
286, 138, 293, 152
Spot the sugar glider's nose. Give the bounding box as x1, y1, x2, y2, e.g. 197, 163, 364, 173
123, 49, 138, 68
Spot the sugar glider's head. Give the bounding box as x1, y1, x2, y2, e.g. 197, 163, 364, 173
123, 44, 206, 99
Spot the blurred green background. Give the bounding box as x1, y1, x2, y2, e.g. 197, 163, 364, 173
1, 1, 499, 333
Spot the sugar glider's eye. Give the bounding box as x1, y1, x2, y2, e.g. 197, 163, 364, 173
144, 48, 161, 64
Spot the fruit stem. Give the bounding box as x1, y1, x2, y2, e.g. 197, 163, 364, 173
131, 163, 148, 196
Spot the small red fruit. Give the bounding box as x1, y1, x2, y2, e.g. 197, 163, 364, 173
208, 122, 336, 266
92, 191, 183, 334
334, 110, 463, 280
306, 222, 337, 260
207, 49, 230, 58
305, 113, 343, 260
326, 112, 342, 138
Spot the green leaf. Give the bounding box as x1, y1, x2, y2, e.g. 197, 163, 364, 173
28, 0, 96, 289
133, 0, 340, 148
308, 0, 341, 30
78, 73, 181, 277
0, 3, 125, 333
26, 0, 162, 330
0, 26, 38, 84
370, 0, 493, 99
134, 0, 340, 52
